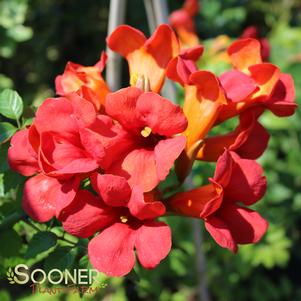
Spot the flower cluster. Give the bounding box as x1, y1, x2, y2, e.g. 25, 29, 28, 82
8, 23, 296, 277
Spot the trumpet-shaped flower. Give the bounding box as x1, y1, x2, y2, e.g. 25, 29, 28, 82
168, 150, 268, 252
107, 24, 179, 93
217, 38, 297, 122
60, 173, 170, 277
169, 0, 200, 47
55, 52, 110, 111
104, 87, 187, 192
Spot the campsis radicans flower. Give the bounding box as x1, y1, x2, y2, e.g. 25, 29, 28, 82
55, 52, 110, 111
241, 25, 270, 61
169, 0, 200, 48
6, 22, 297, 277
168, 150, 268, 252
107, 24, 179, 93
104, 87, 187, 192
60, 173, 170, 277
217, 38, 297, 122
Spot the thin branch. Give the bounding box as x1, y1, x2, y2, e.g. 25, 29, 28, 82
186, 174, 211, 301
106, 0, 127, 91
0, 210, 27, 231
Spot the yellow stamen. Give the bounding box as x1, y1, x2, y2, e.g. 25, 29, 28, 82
141, 126, 152, 138
120, 216, 128, 223
130, 73, 139, 86
187, 199, 192, 207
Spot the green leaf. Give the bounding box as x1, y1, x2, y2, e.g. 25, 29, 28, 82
44, 246, 76, 273
0, 229, 22, 258
0, 89, 23, 120
25, 231, 57, 259
0, 122, 17, 143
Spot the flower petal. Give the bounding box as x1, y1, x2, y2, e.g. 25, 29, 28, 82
197, 108, 269, 161
168, 182, 223, 218
248, 63, 280, 98
205, 215, 238, 253
35, 98, 78, 138
154, 136, 186, 181
61, 190, 116, 238
22, 174, 74, 222
217, 203, 268, 245
220, 70, 258, 102
223, 151, 267, 205
88, 222, 137, 277
145, 24, 179, 68
39, 132, 98, 175
227, 38, 262, 71
135, 220, 171, 269
136, 92, 188, 136
105, 87, 143, 132
8, 129, 39, 176
106, 25, 146, 58
107, 148, 158, 192
265, 73, 297, 117
128, 186, 165, 220
90, 173, 131, 207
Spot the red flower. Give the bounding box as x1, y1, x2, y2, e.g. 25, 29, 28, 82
168, 150, 268, 252
107, 24, 179, 93
8, 93, 132, 220
166, 45, 204, 86
104, 87, 187, 192
196, 108, 270, 161
55, 52, 110, 111
8, 128, 80, 221
60, 173, 171, 277
217, 38, 297, 122
34, 94, 130, 176
8, 128, 39, 177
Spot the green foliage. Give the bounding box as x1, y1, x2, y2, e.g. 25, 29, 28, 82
0, 122, 17, 143
44, 247, 76, 273
25, 231, 57, 259
0, 0, 300, 301
0, 89, 23, 120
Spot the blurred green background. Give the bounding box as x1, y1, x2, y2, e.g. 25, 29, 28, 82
0, 0, 301, 300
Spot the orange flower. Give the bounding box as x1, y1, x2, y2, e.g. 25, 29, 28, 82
107, 24, 179, 93
216, 38, 297, 123
55, 52, 110, 111
169, 0, 200, 48
175, 71, 227, 181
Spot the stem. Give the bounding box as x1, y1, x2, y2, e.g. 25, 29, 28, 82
106, 0, 127, 91
23, 217, 77, 247
24, 218, 41, 232
186, 174, 211, 301
58, 235, 77, 247
192, 219, 211, 301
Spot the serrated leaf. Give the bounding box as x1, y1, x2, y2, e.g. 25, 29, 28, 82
0, 122, 17, 143
25, 231, 57, 258
0, 89, 23, 120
